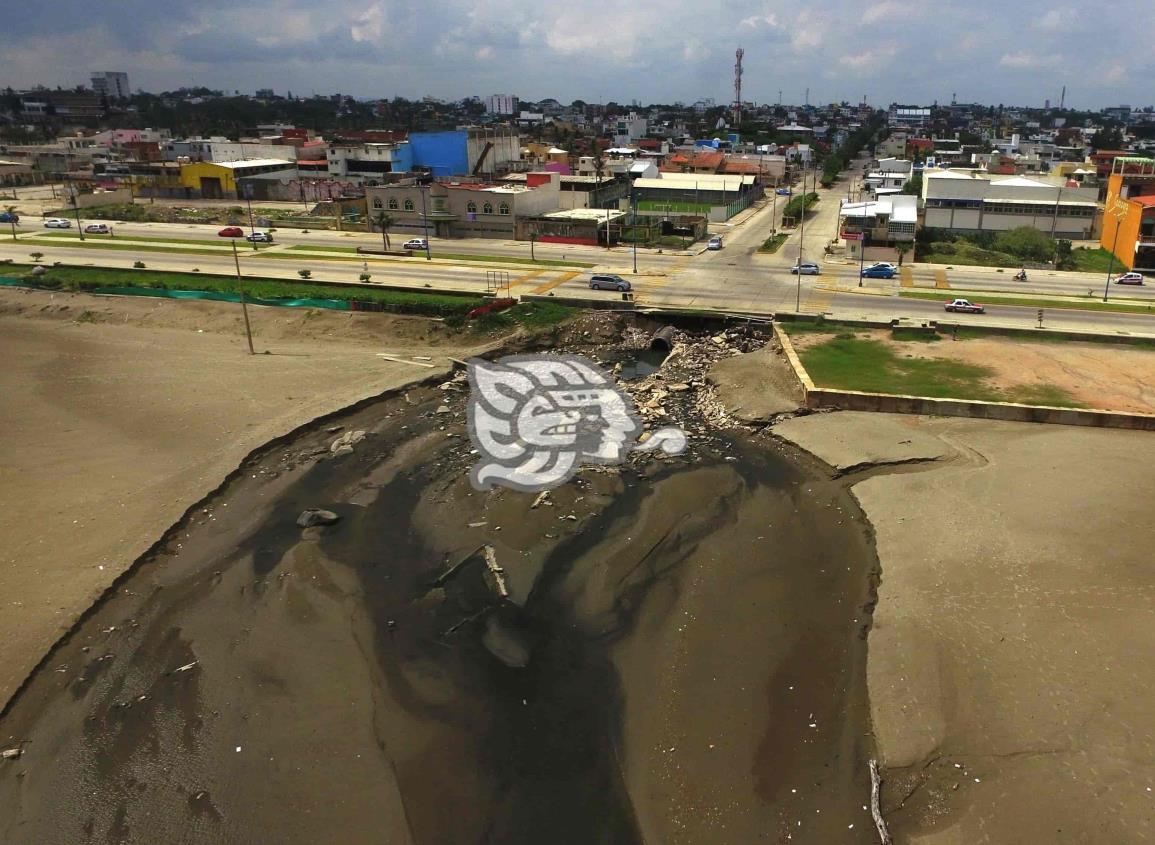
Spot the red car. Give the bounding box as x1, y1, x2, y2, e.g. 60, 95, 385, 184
218, 226, 244, 238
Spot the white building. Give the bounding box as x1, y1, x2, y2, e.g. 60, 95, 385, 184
163, 139, 291, 163
613, 112, 649, 146
486, 95, 518, 115
922, 170, 1098, 238
91, 71, 130, 99
839, 194, 918, 251
326, 141, 410, 184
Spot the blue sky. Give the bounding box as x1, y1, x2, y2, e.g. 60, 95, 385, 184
2, 0, 1148, 109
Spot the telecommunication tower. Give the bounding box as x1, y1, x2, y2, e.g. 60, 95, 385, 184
733, 47, 744, 126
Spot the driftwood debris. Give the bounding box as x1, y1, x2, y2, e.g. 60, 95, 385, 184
376, 353, 436, 368
482, 545, 510, 599
869, 759, 892, 844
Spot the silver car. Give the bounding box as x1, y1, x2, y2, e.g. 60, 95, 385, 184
43, 218, 72, 229
790, 262, 821, 275
589, 273, 631, 292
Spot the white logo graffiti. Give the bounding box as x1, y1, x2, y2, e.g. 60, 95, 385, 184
467, 354, 687, 491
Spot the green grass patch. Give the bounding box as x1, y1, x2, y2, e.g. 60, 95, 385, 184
1070, 247, 1120, 273
798, 334, 1084, 406
22, 238, 236, 257
920, 241, 1020, 268
900, 289, 1155, 315
459, 301, 578, 332
36, 231, 227, 246
758, 233, 788, 254
8, 264, 485, 316
778, 320, 847, 335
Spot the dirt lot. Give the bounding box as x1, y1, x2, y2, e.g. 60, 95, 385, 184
790, 328, 1155, 413
775, 412, 1155, 844
0, 287, 488, 713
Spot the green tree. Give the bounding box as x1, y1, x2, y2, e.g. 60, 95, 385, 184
373, 211, 393, 250
993, 226, 1056, 263
1054, 238, 1075, 269
901, 174, 923, 195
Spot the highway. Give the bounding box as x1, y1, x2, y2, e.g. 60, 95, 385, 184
4, 172, 1155, 338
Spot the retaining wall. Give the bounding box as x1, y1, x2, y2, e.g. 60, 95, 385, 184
774, 323, 1155, 431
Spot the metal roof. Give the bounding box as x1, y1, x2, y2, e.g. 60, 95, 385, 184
207, 159, 297, 169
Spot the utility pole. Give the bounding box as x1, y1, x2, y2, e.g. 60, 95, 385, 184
243, 182, 257, 250
733, 47, 745, 127
419, 182, 432, 260
795, 163, 808, 311
232, 239, 255, 355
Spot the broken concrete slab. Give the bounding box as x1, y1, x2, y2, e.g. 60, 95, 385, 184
707, 348, 803, 422
772, 411, 952, 472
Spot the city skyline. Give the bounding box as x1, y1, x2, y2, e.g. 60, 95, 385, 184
1, 0, 1150, 110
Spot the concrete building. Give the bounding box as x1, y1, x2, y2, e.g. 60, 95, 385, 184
91, 72, 130, 100
500, 173, 629, 210
1100, 157, 1155, 271
407, 128, 521, 178
164, 139, 291, 163
326, 141, 413, 184
922, 170, 1098, 239
889, 106, 932, 128
486, 95, 518, 115
839, 194, 918, 258
612, 112, 649, 146
632, 172, 761, 222
178, 159, 298, 199
0, 159, 35, 186
364, 172, 562, 239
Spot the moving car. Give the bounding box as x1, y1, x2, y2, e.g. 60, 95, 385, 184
245, 231, 274, 243
776, 188, 792, 196
83, 223, 110, 234
402, 238, 428, 250
589, 273, 631, 292
790, 262, 821, 275
43, 218, 72, 229
865, 262, 897, 272
707, 236, 723, 250
944, 298, 985, 314
1113, 271, 1144, 285
860, 264, 896, 279
218, 226, 244, 237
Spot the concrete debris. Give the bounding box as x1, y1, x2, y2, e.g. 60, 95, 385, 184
1, 748, 22, 760
482, 545, 510, 599
296, 508, 341, 528
435, 405, 451, 414
330, 429, 366, 453
172, 661, 198, 674
530, 491, 551, 509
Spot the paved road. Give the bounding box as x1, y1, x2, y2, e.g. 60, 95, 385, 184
5, 172, 1155, 338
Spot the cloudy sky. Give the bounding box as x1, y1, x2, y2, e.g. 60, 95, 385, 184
2, 0, 1148, 109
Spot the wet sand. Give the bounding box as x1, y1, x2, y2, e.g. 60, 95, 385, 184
0, 383, 880, 843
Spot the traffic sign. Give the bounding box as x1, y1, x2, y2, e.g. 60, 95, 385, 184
843, 232, 863, 241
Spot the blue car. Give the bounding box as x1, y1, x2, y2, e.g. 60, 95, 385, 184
860, 265, 896, 279
776, 188, 792, 196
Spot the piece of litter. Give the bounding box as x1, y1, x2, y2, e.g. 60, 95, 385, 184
1, 748, 22, 760
235, 746, 242, 753
173, 661, 198, 673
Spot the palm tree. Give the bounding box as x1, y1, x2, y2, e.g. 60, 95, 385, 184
373, 211, 393, 250
4, 205, 17, 242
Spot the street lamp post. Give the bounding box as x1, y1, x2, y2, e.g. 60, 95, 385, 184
530, 232, 536, 261
419, 183, 432, 261
631, 186, 638, 274
795, 163, 808, 312
242, 182, 257, 250
231, 239, 255, 355
858, 203, 867, 287
1103, 223, 1122, 303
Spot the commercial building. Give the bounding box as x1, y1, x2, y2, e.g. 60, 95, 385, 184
408, 127, 521, 178
1100, 157, 1155, 271
178, 159, 298, 199
164, 139, 292, 163
839, 194, 918, 259
91, 72, 130, 100
486, 95, 518, 115
326, 141, 413, 184
921, 170, 1098, 239
632, 172, 761, 222
364, 172, 562, 239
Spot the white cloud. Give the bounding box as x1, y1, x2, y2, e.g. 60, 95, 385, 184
350, 3, 385, 43
1034, 7, 1078, 31
999, 52, 1059, 69
839, 46, 898, 69
740, 12, 780, 29
682, 38, 711, 62
862, 1, 908, 24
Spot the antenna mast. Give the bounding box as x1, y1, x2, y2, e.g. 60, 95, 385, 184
733, 47, 744, 126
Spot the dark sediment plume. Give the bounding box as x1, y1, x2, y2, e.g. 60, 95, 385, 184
0, 337, 879, 845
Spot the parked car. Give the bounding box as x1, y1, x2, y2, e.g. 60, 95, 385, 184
860, 265, 896, 279
245, 231, 274, 243
83, 223, 110, 234
1113, 272, 1144, 285
43, 218, 72, 229
790, 262, 821, 275
589, 273, 631, 292
944, 298, 985, 314
402, 238, 428, 250
865, 262, 897, 272
218, 226, 244, 238
707, 236, 723, 250
776, 188, 792, 196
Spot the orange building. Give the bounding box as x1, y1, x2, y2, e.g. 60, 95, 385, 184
1100, 157, 1155, 271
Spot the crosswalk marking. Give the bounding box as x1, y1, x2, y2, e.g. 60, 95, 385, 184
935, 269, 950, 289
530, 270, 582, 295
900, 266, 914, 288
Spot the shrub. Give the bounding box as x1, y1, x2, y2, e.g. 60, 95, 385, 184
298, 269, 312, 279
359, 273, 372, 282
30, 252, 43, 262
133, 260, 146, 268
993, 226, 1055, 263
